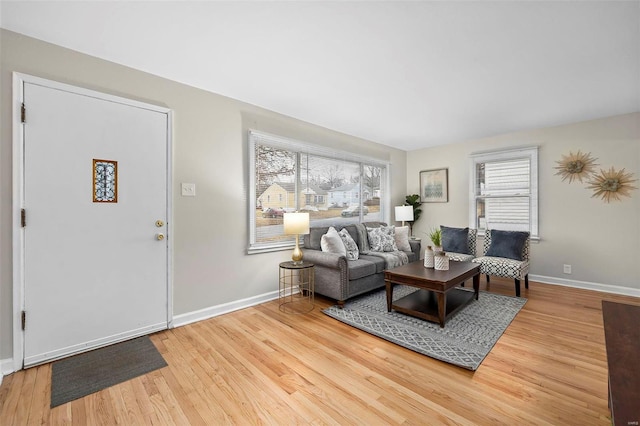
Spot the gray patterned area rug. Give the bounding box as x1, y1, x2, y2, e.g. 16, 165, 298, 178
323, 286, 526, 370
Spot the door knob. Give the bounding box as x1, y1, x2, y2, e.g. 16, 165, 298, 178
156, 233, 165, 241
156, 220, 165, 227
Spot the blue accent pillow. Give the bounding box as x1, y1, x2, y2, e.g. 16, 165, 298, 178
486, 230, 529, 261
441, 226, 469, 254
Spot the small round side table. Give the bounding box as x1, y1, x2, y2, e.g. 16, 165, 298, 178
279, 261, 314, 314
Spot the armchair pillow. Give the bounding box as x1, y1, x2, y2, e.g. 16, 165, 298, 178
485, 230, 529, 261
321, 226, 346, 256
441, 226, 470, 254
338, 228, 359, 260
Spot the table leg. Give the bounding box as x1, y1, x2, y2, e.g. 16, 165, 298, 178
473, 273, 480, 300
437, 292, 446, 328
386, 280, 393, 312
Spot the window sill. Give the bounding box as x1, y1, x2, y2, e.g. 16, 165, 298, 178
247, 243, 294, 255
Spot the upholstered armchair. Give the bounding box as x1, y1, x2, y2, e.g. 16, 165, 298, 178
471, 229, 530, 297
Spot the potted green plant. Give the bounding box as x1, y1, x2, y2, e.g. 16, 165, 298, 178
404, 194, 422, 237
428, 227, 442, 251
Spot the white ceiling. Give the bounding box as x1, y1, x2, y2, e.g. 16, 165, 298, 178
1, 1, 639, 151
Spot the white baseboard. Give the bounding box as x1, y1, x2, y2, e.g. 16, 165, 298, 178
1, 358, 15, 380
172, 289, 280, 328
530, 274, 640, 298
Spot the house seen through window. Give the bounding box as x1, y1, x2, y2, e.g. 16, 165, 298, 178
249, 131, 388, 253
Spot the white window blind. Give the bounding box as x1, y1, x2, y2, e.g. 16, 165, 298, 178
470, 147, 538, 237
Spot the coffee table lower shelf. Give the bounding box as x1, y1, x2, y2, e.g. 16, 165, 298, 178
392, 288, 476, 326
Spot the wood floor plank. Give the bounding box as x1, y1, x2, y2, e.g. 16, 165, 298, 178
25, 363, 50, 426
1, 277, 637, 425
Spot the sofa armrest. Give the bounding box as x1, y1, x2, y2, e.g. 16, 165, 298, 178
301, 249, 347, 270
409, 239, 421, 258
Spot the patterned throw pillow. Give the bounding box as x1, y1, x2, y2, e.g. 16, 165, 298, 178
338, 228, 359, 260
367, 226, 398, 252
320, 226, 346, 256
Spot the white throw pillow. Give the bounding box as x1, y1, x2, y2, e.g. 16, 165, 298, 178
321, 226, 347, 256
394, 226, 412, 252
338, 228, 359, 260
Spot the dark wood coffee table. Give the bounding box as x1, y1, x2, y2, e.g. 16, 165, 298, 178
385, 261, 480, 328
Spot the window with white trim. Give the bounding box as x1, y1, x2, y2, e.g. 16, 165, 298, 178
249, 130, 389, 253
469, 147, 538, 238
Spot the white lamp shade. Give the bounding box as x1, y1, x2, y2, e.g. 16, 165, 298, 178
283, 212, 310, 235
395, 205, 414, 222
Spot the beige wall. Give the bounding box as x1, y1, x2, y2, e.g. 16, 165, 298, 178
407, 113, 640, 291
0, 30, 408, 359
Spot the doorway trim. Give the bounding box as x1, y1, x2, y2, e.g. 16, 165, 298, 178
12, 72, 174, 371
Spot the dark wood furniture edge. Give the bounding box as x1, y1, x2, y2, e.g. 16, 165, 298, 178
602, 300, 640, 426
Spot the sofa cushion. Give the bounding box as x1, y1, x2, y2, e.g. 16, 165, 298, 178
321, 227, 346, 256
353, 223, 371, 253
485, 230, 529, 261
338, 228, 359, 260
359, 254, 386, 273
306, 226, 330, 250
347, 258, 377, 280
441, 226, 470, 254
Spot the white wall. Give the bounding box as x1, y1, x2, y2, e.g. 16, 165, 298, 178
407, 113, 640, 293
0, 29, 408, 361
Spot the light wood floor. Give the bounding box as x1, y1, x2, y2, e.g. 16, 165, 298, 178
1, 277, 639, 425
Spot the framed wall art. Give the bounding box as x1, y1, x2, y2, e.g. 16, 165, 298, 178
420, 168, 448, 203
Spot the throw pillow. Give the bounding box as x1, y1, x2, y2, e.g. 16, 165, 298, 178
485, 230, 529, 261
320, 226, 346, 256
441, 226, 470, 254
367, 226, 398, 252
394, 226, 412, 252
338, 228, 359, 260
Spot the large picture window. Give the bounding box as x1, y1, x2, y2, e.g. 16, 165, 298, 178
469, 147, 538, 239
249, 130, 388, 253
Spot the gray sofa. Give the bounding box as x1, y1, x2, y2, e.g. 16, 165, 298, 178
301, 222, 421, 305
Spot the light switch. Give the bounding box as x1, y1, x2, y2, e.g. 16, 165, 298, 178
181, 183, 196, 197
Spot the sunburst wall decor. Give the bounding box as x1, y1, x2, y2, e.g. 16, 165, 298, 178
554, 150, 598, 183
586, 167, 637, 203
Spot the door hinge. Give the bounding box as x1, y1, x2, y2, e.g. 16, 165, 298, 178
21, 208, 26, 227
21, 311, 26, 331
21, 103, 26, 123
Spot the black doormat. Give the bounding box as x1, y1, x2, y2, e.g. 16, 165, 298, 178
50, 335, 167, 407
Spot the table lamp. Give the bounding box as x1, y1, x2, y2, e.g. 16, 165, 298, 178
394, 205, 414, 227
284, 212, 310, 265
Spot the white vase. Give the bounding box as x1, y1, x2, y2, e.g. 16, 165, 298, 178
424, 246, 434, 268
434, 252, 449, 271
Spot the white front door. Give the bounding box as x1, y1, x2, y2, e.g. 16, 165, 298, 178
18, 76, 171, 367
